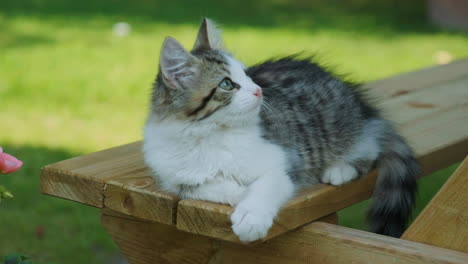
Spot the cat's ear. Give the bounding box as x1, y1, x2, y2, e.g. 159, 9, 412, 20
159, 37, 199, 89
193, 18, 223, 50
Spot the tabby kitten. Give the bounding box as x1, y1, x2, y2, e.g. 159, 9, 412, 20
143, 18, 419, 242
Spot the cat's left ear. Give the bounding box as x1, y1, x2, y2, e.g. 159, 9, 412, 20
193, 18, 224, 50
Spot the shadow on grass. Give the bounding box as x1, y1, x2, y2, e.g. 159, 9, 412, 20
0, 0, 442, 35
0, 144, 121, 264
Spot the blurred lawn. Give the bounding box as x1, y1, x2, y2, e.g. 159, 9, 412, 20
1, 0, 467, 263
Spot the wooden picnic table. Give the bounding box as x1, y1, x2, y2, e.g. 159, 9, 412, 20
40, 59, 468, 264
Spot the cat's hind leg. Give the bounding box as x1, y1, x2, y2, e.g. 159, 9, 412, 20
321, 159, 374, 186
321, 160, 359, 186
321, 119, 383, 186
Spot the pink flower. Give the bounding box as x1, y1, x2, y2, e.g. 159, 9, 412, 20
0, 147, 23, 174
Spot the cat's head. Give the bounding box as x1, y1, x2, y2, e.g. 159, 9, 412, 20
151, 18, 263, 126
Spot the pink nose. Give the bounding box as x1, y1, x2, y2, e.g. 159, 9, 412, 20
254, 87, 263, 97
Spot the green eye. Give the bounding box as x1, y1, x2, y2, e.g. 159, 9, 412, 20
219, 79, 235, 90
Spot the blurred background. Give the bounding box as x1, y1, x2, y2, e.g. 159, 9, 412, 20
1, 0, 467, 263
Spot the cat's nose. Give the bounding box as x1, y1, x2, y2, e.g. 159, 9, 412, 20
254, 87, 263, 97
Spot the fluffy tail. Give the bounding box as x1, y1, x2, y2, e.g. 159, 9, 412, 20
368, 123, 420, 237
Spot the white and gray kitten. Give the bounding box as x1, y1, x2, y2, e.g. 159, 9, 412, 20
143, 19, 419, 242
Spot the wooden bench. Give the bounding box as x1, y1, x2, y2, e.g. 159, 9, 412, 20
40, 59, 468, 263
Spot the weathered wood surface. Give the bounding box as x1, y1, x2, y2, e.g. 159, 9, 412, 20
41, 142, 180, 224
177, 172, 377, 242
41, 141, 142, 207
41, 59, 468, 241
102, 208, 468, 264
220, 222, 468, 264
101, 208, 216, 264
363, 58, 468, 99
402, 156, 468, 253
104, 179, 178, 225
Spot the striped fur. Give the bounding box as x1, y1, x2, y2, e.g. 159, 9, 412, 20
248, 57, 420, 237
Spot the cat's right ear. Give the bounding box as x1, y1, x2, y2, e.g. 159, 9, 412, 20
159, 37, 199, 90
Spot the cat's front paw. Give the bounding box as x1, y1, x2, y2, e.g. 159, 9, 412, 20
230, 203, 274, 242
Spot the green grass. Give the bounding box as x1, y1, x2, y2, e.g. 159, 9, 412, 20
1, 0, 467, 263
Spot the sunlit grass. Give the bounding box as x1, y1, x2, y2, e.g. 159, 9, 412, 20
3, 16, 468, 153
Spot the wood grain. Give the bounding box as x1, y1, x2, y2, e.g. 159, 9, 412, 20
377, 74, 468, 174
40, 166, 105, 207
104, 179, 178, 225
221, 222, 468, 264
101, 208, 217, 264
102, 208, 468, 264
364, 58, 468, 99
402, 156, 468, 253
40, 141, 142, 207
177, 200, 237, 241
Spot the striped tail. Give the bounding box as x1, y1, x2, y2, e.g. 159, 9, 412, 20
368, 123, 420, 237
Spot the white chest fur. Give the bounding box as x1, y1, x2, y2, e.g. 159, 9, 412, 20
143, 119, 286, 193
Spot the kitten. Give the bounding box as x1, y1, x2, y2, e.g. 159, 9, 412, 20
143, 18, 419, 242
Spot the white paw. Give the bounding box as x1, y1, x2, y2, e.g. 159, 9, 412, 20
322, 162, 358, 186
230, 204, 274, 242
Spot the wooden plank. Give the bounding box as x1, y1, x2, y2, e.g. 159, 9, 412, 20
41, 141, 180, 224
40, 141, 142, 207
101, 208, 217, 264
364, 58, 468, 99
402, 156, 468, 253
104, 178, 178, 225
393, 80, 468, 175
40, 167, 105, 207
377, 75, 468, 126
177, 172, 377, 241
102, 208, 468, 264
221, 222, 468, 264
177, 200, 236, 241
